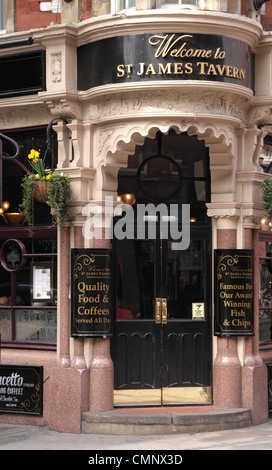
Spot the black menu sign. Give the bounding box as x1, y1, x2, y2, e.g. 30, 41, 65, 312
0, 365, 43, 415
214, 249, 254, 336
71, 249, 112, 337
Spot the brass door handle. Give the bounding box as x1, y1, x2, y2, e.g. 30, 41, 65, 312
162, 298, 167, 324
155, 298, 162, 324
155, 298, 167, 324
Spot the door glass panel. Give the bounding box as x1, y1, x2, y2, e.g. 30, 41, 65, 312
116, 239, 155, 320
166, 238, 205, 319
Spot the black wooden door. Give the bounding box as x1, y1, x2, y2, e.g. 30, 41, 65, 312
112, 225, 212, 406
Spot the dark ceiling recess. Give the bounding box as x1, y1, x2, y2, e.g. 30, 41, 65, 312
254, 0, 270, 10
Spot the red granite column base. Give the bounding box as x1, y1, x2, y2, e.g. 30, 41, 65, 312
242, 364, 268, 425
89, 338, 114, 411
213, 338, 242, 408
49, 367, 90, 433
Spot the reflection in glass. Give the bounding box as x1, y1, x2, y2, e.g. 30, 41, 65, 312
116, 237, 205, 321
117, 240, 154, 319
166, 239, 204, 319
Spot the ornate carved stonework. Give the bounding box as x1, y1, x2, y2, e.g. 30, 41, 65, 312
206, 204, 241, 219
84, 86, 251, 124
51, 54, 62, 83
0, 102, 51, 129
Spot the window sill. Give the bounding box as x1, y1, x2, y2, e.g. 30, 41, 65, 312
1, 341, 56, 351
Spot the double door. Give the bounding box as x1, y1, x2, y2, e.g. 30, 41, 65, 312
112, 225, 212, 406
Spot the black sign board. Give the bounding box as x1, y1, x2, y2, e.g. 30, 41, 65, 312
0, 365, 43, 415
214, 249, 254, 336
78, 33, 254, 90
71, 249, 112, 337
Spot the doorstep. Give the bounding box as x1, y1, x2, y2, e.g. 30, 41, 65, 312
82, 406, 252, 435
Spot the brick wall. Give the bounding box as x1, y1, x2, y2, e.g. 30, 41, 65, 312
12, 0, 272, 33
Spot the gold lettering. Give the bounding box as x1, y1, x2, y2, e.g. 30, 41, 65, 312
137, 62, 145, 76
185, 63, 193, 74
149, 34, 193, 58
225, 65, 233, 77
216, 64, 226, 76
158, 63, 172, 74
117, 64, 125, 78
145, 63, 156, 75
214, 47, 226, 59
232, 67, 239, 79
197, 62, 208, 74
207, 64, 217, 75
173, 63, 183, 74
239, 69, 246, 80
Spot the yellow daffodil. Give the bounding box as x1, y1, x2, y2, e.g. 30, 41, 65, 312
28, 149, 40, 161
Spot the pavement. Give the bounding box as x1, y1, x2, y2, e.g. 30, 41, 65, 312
0, 418, 272, 451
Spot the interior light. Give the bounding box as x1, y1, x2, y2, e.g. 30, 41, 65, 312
2, 201, 10, 211
117, 194, 136, 205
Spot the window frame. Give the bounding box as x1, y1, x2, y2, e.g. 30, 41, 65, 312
0, 226, 57, 351
112, 0, 203, 13
0, 0, 6, 32
259, 231, 272, 348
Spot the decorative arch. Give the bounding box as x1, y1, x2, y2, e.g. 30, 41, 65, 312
100, 119, 234, 194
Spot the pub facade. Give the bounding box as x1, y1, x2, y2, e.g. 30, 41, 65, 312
0, 0, 272, 433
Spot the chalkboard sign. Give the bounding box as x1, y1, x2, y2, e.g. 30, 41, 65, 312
71, 249, 112, 337
214, 249, 254, 336
0, 365, 43, 415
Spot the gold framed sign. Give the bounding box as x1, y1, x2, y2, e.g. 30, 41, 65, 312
31, 262, 53, 303
214, 249, 254, 336
71, 249, 112, 337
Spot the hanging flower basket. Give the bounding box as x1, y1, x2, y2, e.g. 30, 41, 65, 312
19, 149, 72, 229
33, 180, 51, 203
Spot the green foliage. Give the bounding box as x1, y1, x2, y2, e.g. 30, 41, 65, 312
20, 173, 72, 230
47, 172, 72, 229
262, 177, 272, 223
20, 174, 36, 227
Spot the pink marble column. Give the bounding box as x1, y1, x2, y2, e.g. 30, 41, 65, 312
71, 225, 86, 369
213, 228, 243, 408
89, 337, 114, 411
49, 224, 90, 433
88, 228, 114, 411
58, 225, 71, 368
242, 228, 268, 425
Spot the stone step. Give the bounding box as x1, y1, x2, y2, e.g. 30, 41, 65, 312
82, 407, 252, 435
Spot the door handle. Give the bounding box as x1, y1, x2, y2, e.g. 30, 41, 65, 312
161, 298, 167, 324
155, 298, 162, 324
155, 298, 167, 324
